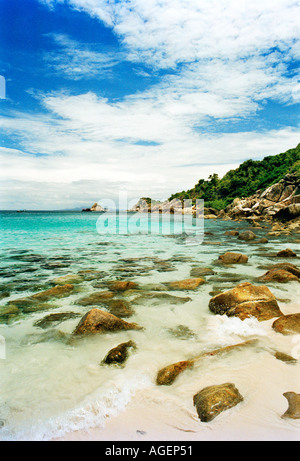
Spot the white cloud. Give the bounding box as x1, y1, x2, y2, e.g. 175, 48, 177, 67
1, 0, 299, 208
44, 33, 124, 79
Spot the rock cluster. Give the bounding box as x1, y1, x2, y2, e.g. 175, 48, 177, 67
224, 172, 300, 225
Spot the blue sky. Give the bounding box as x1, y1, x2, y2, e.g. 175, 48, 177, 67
0, 0, 299, 209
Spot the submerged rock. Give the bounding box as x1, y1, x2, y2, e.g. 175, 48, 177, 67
167, 324, 197, 340
101, 299, 135, 318
73, 308, 143, 335
106, 281, 139, 292
34, 312, 81, 329
101, 340, 136, 366
76, 291, 115, 306
165, 278, 205, 290
193, 383, 243, 422
131, 292, 191, 305
282, 392, 300, 419
51, 274, 83, 285
272, 313, 300, 335
190, 267, 215, 277
30, 284, 74, 301
218, 252, 248, 264
209, 282, 282, 321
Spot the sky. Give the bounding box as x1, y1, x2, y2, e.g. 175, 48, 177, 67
0, 0, 299, 210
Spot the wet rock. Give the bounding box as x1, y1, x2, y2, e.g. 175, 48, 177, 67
258, 237, 269, 244
101, 340, 136, 366
258, 269, 299, 283
224, 230, 239, 236
209, 282, 282, 321
106, 281, 139, 292
77, 270, 107, 281
0, 291, 10, 300
30, 284, 74, 301
274, 351, 297, 364
276, 248, 297, 258
165, 278, 205, 290
73, 308, 143, 335
34, 312, 81, 329
258, 263, 300, 278
0, 304, 20, 323
218, 252, 248, 264
193, 383, 243, 422
190, 267, 215, 277
51, 274, 83, 285
282, 392, 300, 419
23, 329, 70, 345
76, 291, 115, 306
272, 313, 300, 335
156, 360, 193, 386
131, 292, 191, 305
101, 299, 135, 317
238, 230, 257, 241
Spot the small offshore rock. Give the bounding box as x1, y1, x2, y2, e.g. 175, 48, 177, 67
272, 313, 300, 335
258, 237, 269, 244
238, 230, 257, 241
73, 308, 143, 335
258, 269, 299, 283
224, 230, 239, 236
274, 351, 297, 364
276, 248, 297, 258
218, 252, 248, 264
193, 383, 243, 422
102, 340, 136, 365
282, 392, 300, 419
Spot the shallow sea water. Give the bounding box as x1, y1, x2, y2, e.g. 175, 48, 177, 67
0, 211, 299, 440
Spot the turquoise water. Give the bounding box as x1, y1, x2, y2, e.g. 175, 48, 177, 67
0, 211, 299, 440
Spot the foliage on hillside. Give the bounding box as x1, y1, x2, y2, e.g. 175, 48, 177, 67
169, 143, 300, 210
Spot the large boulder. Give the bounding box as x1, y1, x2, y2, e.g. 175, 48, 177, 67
274, 203, 300, 222
193, 383, 243, 422
272, 313, 300, 335
73, 308, 143, 335
218, 252, 248, 264
209, 282, 282, 321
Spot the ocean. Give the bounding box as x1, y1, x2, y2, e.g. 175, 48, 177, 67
0, 211, 299, 440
